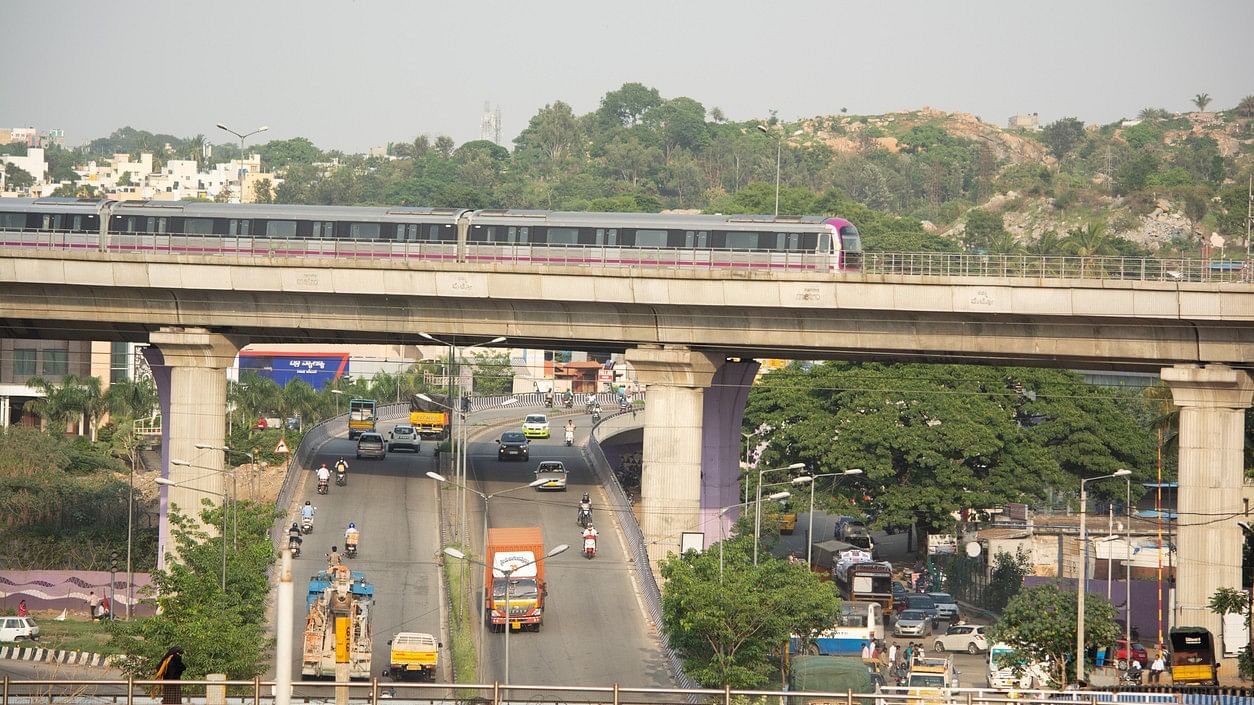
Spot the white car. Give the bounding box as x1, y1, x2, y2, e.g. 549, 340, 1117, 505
933, 623, 989, 654
0, 616, 39, 642
522, 414, 550, 439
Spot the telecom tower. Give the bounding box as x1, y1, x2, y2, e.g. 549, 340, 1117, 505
480, 102, 501, 144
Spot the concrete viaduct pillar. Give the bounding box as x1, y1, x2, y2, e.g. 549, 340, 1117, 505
147, 327, 244, 568
626, 346, 720, 570
1161, 364, 1253, 646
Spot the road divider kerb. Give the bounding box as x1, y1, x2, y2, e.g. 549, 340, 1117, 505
0, 644, 116, 667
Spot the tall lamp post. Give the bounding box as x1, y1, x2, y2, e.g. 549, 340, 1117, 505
330, 389, 344, 417
444, 544, 567, 685
1124, 473, 1133, 666
192, 442, 256, 546
806, 469, 864, 567
173, 458, 240, 548
755, 462, 805, 565
155, 477, 229, 590
426, 471, 544, 677
215, 123, 268, 203
720, 491, 791, 579
757, 123, 782, 217
1077, 468, 1132, 684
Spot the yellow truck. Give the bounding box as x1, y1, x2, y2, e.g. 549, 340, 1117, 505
384, 632, 440, 682
907, 656, 955, 705
409, 394, 450, 439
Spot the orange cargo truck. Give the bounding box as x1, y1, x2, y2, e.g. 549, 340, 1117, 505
485, 527, 547, 632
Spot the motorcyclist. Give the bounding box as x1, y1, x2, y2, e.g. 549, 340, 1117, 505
582, 523, 598, 555
316, 464, 331, 484
345, 522, 360, 545
335, 457, 348, 475
287, 522, 303, 551
578, 493, 592, 525
585, 393, 596, 408
545, 391, 554, 407
301, 501, 316, 521
327, 546, 342, 567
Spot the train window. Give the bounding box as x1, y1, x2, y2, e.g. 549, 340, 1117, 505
633, 229, 668, 248
348, 222, 381, 239
228, 219, 251, 236
818, 231, 832, 253
311, 221, 332, 238
0, 213, 24, 229
184, 218, 214, 235
426, 225, 443, 241
685, 231, 708, 248
72, 216, 82, 231
266, 220, 298, 238
725, 231, 759, 250
776, 232, 801, 251
145, 217, 168, 234
839, 225, 863, 252
42, 215, 63, 230
545, 227, 578, 245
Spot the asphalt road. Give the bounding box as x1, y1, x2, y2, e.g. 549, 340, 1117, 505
466, 412, 673, 688
283, 425, 444, 683
280, 409, 672, 689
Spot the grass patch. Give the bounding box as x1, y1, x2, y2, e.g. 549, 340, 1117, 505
0, 617, 131, 655
443, 544, 478, 694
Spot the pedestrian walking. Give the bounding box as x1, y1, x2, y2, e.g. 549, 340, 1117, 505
16, 599, 27, 617
888, 642, 898, 668
87, 591, 100, 619
153, 646, 186, 704
861, 641, 871, 662
1149, 653, 1166, 683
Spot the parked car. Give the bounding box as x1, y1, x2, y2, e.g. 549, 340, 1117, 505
928, 592, 960, 622
496, 432, 530, 461
933, 624, 988, 654
893, 610, 933, 637
1111, 639, 1150, 668
356, 432, 387, 460
0, 616, 39, 642
387, 425, 421, 453
522, 414, 550, 439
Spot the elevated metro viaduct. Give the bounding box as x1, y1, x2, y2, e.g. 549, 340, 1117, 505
1, 248, 1252, 642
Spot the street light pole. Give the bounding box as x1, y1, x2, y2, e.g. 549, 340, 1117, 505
215, 123, 268, 203
755, 462, 805, 565
806, 469, 864, 567
444, 543, 567, 685
427, 471, 541, 678
757, 123, 782, 217
1125, 475, 1132, 662
1077, 468, 1131, 685
155, 477, 229, 590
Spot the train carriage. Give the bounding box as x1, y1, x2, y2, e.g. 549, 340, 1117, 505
0, 197, 110, 251
106, 201, 465, 259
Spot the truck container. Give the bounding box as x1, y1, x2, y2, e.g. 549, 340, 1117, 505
787, 655, 876, 705
348, 399, 377, 440
484, 527, 547, 632
409, 394, 450, 439
302, 566, 373, 680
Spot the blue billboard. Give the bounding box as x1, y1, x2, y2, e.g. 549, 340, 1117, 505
238, 351, 349, 390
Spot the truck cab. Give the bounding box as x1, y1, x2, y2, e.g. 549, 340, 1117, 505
907, 656, 956, 704
384, 632, 440, 682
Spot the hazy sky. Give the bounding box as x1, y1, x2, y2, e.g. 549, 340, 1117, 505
4, 1, 1252, 153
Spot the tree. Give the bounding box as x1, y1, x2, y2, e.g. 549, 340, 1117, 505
256, 137, 322, 169
470, 351, 514, 396
1238, 95, 1254, 120
1193, 93, 1212, 112
596, 82, 663, 128
661, 533, 837, 687
105, 376, 157, 421
1026, 230, 1065, 256
1062, 222, 1117, 258
434, 135, 456, 159
252, 178, 274, 204
984, 548, 1031, 612
5, 163, 35, 190
23, 375, 107, 438
991, 582, 1121, 687
514, 101, 584, 174
963, 209, 1007, 251
109, 501, 279, 679
1041, 117, 1086, 159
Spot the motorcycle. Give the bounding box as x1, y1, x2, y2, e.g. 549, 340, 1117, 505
591, 408, 601, 423
563, 395, 573, 409
545, 394, 554, 408
564, 429, 574, 446
336, 470, 347, 487
345, 541, 358, 559
317, 478, 329, 495
619, 400, 629, 414
1119, 667, 1143, 686
301, 515, 314, 534
288, 537, 302, 558
582, 534, 597, 559
577, 507, 593, 529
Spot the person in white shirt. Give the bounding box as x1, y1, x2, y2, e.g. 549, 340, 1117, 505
316, 464, 331, 483
1149, 653, 1166, 683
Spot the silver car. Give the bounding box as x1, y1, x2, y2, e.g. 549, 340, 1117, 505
893, 609, 933, 637
928, 592, 961, 621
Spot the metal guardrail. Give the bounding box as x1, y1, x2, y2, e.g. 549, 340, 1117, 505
5, 677, 1252, 705
4, 227, 1251, 283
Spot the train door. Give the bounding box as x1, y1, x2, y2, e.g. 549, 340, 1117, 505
684, 231, 710, 268
596, 228, 621, 267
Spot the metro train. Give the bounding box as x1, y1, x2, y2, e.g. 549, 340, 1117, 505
0, 198, 862, 271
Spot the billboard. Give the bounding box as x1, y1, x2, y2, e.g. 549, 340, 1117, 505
238, 351, 349, 390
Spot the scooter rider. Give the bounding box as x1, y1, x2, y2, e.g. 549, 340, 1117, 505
578, 492, 592, 525
316, 463, 331, 484
335, 457, 348, 475
301, 501, 316, 521
287, 522, 303, 551
345, 522, 360, 545
582, 523, 598, 556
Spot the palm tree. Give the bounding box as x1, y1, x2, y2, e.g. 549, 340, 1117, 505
228, 372, 283, 429
1192, 93, 1212, 112
1026, 230, 1065, 256
106, 377, 157, 421
1063, 223, 1117, 258
22, 374, 107, 437
985, 231, 1025, 255
186, 134, 207, 169
1238, 95, 1254, 121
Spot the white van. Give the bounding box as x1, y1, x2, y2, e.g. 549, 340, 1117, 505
986, 642, 1049, 689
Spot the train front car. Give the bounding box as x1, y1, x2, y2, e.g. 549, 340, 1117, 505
824, 217, 862, 271
0, 197, 110, 252
106, 201, 464, 259
461, 210, 844, 271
